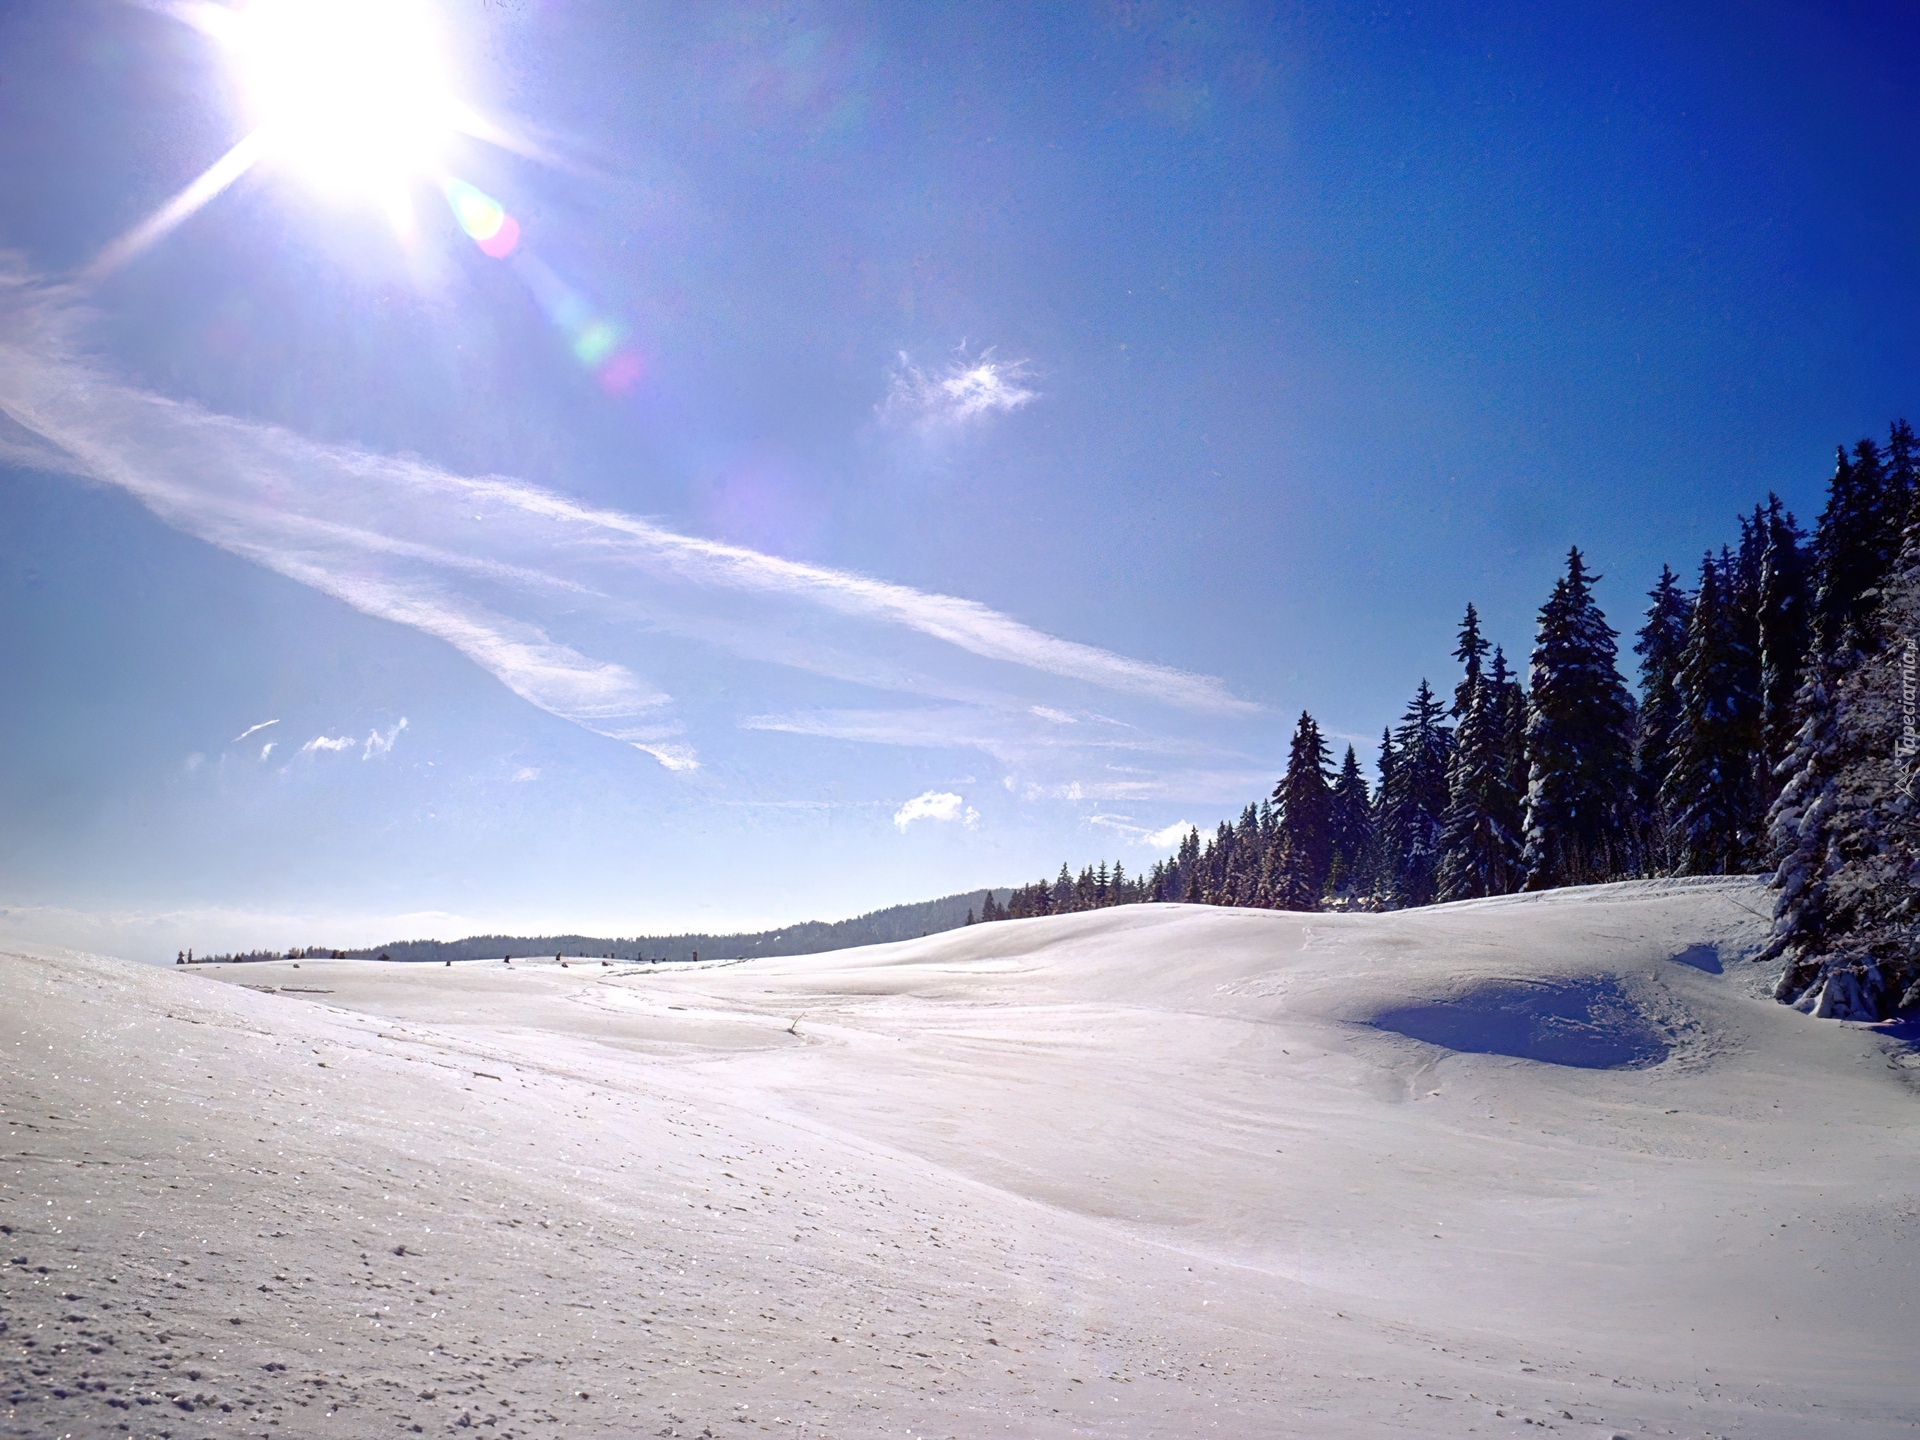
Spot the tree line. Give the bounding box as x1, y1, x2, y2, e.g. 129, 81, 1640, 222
972, 421, 1920, 1022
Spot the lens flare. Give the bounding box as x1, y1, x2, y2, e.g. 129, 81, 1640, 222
443, 179, 520, 257
514, 250, 648, 395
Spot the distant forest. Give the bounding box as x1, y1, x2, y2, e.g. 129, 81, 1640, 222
976, 421, 1920, 1023
189, 888, 1010, 967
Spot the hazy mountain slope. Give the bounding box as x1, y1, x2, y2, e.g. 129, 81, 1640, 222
291, 887, 1012, 964
6, 878, 1917, 1438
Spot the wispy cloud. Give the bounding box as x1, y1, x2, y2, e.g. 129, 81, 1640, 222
0, 266, 1254, 795
301, 735, 355, 756
363, 718, 408, 759
892, 790, 978, 831
232, 718, 279, 744
259, 742, 275, 760
882, 346, 1037, 432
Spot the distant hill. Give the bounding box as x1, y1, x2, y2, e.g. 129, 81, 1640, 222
201, 888, 1013, 965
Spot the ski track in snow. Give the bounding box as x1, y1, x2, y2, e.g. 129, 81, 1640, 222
4, 877, 1917, 1438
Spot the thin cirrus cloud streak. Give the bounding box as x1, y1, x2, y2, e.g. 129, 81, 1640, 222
0, 268, 1251, 785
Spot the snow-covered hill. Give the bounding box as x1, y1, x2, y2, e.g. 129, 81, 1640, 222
6, 879, 1916, 1438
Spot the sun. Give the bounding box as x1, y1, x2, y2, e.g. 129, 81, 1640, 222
224, 0, 460, 204
84, 0, 537, 278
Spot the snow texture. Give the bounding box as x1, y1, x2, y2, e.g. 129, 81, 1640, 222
5, 878, 1918, 1438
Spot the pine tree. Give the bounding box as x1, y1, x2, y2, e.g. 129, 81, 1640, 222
1521, 548, 1639, 889
1377, 680, 1453, 908
1435, 673, 1524, 900
1660, 554, 1765, 873
1325, 745, 1374, 901
1270, 711, 1334, 910
1633, 564, 1692, 869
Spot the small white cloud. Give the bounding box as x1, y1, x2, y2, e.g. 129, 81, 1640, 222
1143, 820, 1195, 849
260, 742, 275, 760
893, 790, 970, 831
301, 735, 354, 756
511, 767, 541, 783
363, 718, 408, 759
882, 346, 1037, 432
232, 718, 279, 744
1030, 706, 1077, 724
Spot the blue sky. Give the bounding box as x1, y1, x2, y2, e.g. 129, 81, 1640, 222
3, 0, 1918, 960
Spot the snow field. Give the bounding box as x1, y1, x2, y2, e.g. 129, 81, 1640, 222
4, 877, 1917, 1437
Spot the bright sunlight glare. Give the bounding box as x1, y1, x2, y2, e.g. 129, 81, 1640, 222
227, 0, 457, 203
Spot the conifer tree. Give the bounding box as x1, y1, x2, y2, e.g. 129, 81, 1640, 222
1633, 564, 1691, 869
1176, 827, 1203, 903
1452, 603, 1489, 720
1756, 496, 1811, 776
1436, 673, 1524, 900
1493, 649, 1526, 783
1377, 680, 1453, 908
1812, 439, 1897, 658
1521, 548, 1639, 889
1270, 711, 1334, 910
1660, 554, 1765, 873
1325, 745, 1374, 901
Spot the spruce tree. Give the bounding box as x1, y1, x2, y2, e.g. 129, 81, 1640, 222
1812, 439, 1897, 658
1660, 554, 1765, 873
1756, 496, 1812, 775
1452, 603, 1489, 720
1176, 827, 1204, 903
1325, 745, 1374, 902
1493, 646, 1530, 816
1521, 548, 1639, 889
1436, 673, 1524, 900
1270, 711, 1334, 910
1633, 564, 1691, 869
1378, 680, 1453, 908
1759, 425, 1920, 1020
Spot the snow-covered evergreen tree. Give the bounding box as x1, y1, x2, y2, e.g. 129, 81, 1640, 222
1378, 680, 1452, 908
1521, 548, 1639, 889
1760, 426, 1920, 1020
1660, 554, 1765, 873
1270, 711, 1334, 910
1435, 673, 1524, 900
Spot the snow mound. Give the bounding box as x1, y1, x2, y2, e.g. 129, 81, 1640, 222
1370, 974, 1670, 1069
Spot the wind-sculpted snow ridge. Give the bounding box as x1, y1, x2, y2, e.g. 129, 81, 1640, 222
6, 876, 1919, 1438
